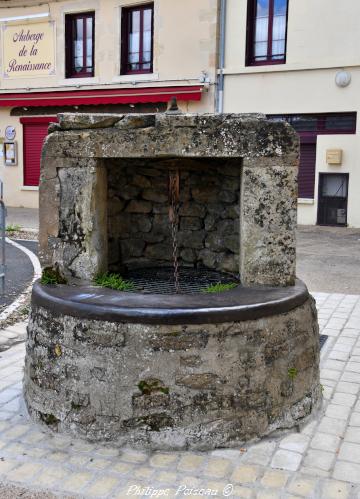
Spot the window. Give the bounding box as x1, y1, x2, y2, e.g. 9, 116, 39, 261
65, 12, 95, 78
121, 4, 153, 75
246, 0, 288, 66
268, 113, 357, 135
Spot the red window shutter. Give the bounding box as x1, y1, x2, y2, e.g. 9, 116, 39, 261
299, 142, 317, 199
22, 117, 57, 187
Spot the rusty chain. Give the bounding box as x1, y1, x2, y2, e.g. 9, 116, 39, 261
169, 170, 180, 293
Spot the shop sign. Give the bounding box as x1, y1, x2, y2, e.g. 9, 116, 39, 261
2, 21, 55, 78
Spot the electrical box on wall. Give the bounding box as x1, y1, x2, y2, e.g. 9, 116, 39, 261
4, 142, 17, 166
326, 149, 343, 165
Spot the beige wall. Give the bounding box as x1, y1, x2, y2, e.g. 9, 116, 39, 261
0, 0, 219, 208
0, 109, 40, 208
223, 0, 360, 227
0, 0, 218, 92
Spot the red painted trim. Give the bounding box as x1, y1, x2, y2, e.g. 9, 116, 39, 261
22, 119, 56, 186
0, 86, 202, 108
248, 59, 285, 66
20, 116, 58, 124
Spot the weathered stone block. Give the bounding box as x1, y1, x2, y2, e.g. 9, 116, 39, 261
142, 189, 168, 203
126, 200, 152, 214
178, 230, 205, 249
180, 217, 203, 231
176, 373, 220, 390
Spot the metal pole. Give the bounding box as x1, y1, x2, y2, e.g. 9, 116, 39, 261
216, 0, 227, 113
0, 180, 5, 295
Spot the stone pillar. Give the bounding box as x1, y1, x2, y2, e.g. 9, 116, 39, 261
39, 155, 61, 269
240, 159, 297, 287
39, 156, 107, 282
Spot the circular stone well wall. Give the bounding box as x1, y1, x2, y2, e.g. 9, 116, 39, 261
24, 282, 321, 450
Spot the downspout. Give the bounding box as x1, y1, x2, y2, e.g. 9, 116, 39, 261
216, 0, 227, 113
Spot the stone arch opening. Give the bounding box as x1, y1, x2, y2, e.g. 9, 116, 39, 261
107, 157, 242, 283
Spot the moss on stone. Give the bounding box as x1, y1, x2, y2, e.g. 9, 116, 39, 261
201, 282, 237, 293
94, 272, 135, 291
288, 367, 298, 380
54, 344, 62, 357
40, 412, 59, 426
138, 379, 169, 396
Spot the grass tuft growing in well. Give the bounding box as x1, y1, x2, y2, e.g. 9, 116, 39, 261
40, 267, 67, 285
201, 282, 237, 293
94, 272, 135, 292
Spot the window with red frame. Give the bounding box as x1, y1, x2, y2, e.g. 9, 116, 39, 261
121, 4, 153, 75
65, 12, 95, 78
246, 0, 288, 66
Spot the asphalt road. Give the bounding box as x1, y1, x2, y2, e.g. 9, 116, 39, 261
0, 240, 38, 313
297, 225, 360, 295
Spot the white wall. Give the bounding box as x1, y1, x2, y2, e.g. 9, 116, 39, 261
225, 0, 360, 72
223, 0, 360, 227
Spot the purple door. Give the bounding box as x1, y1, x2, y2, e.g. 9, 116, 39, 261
298, 140, 317, 199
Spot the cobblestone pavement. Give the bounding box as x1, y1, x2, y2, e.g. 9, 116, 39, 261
0, 293, 359, 498
0, 321, 27, 351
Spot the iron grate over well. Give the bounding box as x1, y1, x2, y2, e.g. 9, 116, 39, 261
125, 266, 240, 295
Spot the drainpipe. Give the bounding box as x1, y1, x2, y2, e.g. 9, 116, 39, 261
216, 0, 227, 113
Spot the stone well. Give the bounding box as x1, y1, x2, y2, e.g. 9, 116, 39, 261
24, 111, 321, 450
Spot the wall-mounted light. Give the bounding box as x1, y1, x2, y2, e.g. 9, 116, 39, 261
335, 71, 351, 88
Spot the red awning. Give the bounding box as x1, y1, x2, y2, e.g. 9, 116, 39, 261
0, 85, 203, 108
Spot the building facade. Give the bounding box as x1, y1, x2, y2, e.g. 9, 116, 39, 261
0, 0, 218, 209
222, 0, 360, 227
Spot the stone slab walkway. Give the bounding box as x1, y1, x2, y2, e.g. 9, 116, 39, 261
0, 292, 359, 498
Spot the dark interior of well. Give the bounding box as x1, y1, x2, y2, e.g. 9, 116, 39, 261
107, 157, 242, 288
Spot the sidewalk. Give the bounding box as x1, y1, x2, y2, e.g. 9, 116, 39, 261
0, 292, 358, 498
297, 226, 360, 295
6, 208, 39, 232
